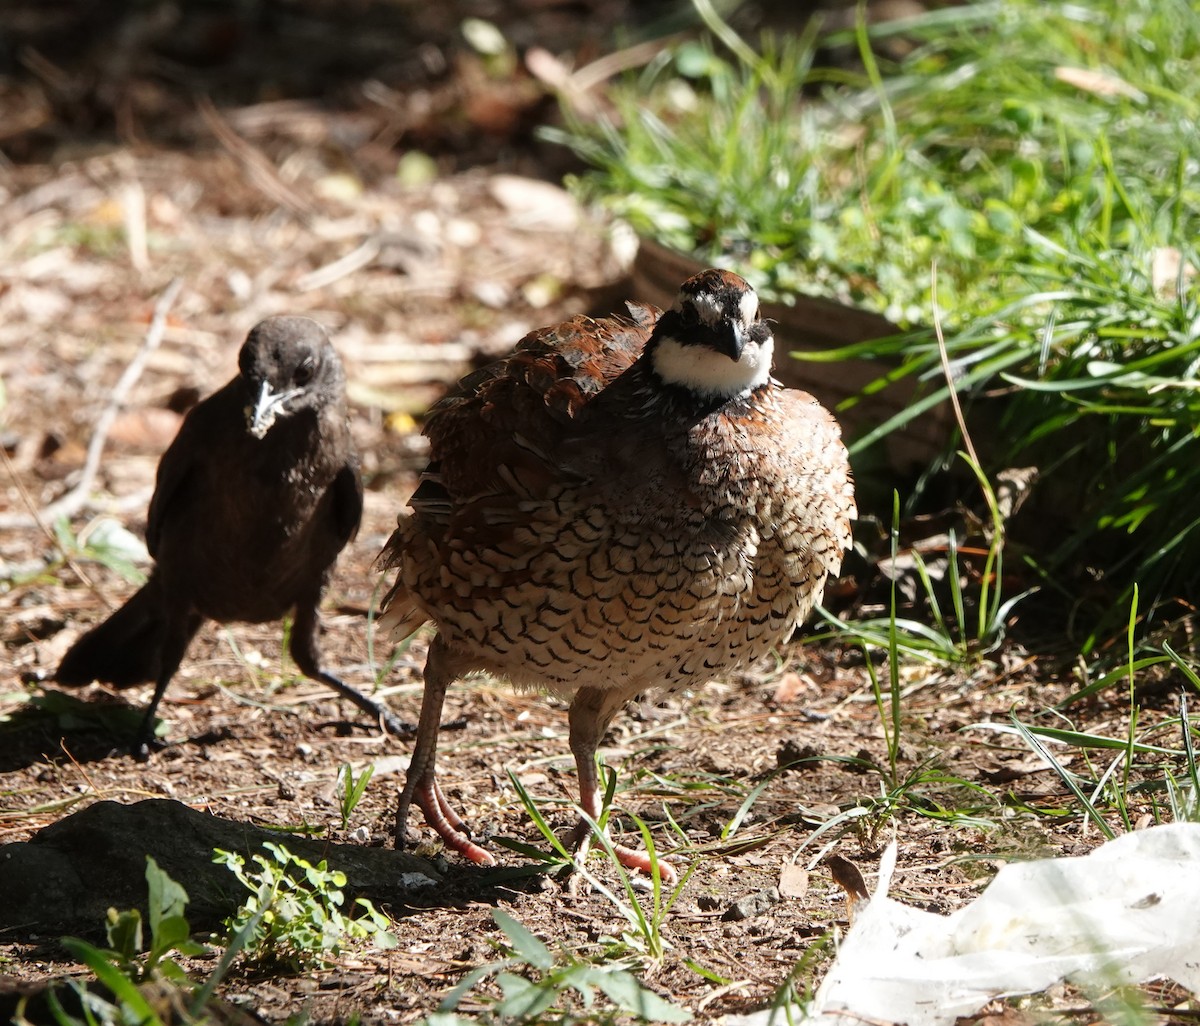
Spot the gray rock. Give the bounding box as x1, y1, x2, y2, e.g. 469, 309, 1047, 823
0, 798, 442, 937
722, 887, 782, 922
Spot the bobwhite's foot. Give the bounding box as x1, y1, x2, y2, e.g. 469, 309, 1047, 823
398, 771, 496, 867
564, 818, 678, 884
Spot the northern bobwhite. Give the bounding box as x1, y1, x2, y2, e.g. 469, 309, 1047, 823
57, 316, 411, 755
377, 269, 856, 877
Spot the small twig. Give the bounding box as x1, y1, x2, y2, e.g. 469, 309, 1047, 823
46, 276, 183, 525
198, 95, 313, 223
58, 738, 100, 796
0, 280, 182, 598
526, 37, 678, 118
931, 258, 979, 468
0, 443, 98, 595
18, 45, 72, 94
296, 235, 381, 292
0, 277, 184, 540
856, 142, 881, 244
122, 177, 149, 273
577, 38, 677, 91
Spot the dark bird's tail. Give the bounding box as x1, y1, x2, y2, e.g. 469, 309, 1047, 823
56, 580, 168, 688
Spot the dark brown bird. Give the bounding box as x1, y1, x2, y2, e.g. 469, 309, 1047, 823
57, 315, 409, 756
377, 269, 856, 878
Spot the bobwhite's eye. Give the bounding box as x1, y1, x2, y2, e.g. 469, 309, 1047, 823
679, 303, 699, 326
294, 358, 315, 386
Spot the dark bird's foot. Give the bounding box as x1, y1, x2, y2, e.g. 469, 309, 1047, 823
131, 734, 167, 762
306, 667, 417, 737
130, 703, 168, 761
377, 704, 418, 738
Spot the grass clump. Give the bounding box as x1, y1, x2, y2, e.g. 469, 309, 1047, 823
424, 908, 691, 1026
555, 0, 1200, 652
336, 760, 376, 830
559, 0, 1197, 327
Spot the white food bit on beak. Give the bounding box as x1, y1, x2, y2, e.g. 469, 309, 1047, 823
247, 380, 303, 439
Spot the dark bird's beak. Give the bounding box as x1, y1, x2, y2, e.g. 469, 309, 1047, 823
247, 380, 303, 439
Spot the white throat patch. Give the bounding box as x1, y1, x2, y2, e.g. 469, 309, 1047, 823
651, 332, 774, 399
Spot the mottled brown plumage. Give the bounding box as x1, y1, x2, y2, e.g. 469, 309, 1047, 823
378, 269, 855, 877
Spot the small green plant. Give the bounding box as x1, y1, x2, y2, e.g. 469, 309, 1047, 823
764, 929, 836, 1026
1164, 689, 1200, 824
214, 841, 397, 970
52, 516, 148, 585
336, 761, 375, 830
875, 491, 907, 785
74, 856, 207, 985
33, 858, 229, 1026
993, 704, 1200, 837
574, 807, 686, 963
425, 908, 691, 1026
818, 462, 1032, 672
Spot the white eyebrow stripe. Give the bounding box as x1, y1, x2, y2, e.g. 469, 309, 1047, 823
739, 290, 759, 323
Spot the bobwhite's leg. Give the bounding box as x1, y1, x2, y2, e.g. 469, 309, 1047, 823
566, 685, 678, 883
396, 635, 496, 866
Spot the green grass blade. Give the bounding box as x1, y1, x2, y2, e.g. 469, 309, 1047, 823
1009, 716, 1116, 839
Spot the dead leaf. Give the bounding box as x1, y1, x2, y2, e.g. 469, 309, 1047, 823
779, 863, 809, 898
1054, 66, 1145, 100
772, 671, 806, 704
108, 407, 183, 450
825, 854, 870, 901
1151, 246, 1197, 297
488, 174, 580, 231
975, 754, 1048, 784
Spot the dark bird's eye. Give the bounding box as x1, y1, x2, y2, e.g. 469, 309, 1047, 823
294, 358, 315, 386
679, 303, 699, 326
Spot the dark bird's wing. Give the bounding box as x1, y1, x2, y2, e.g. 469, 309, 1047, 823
144, 383, 234, 559
330, 459, 364, 547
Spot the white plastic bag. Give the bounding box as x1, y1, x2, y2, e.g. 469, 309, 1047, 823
731, 823, 1200, 1026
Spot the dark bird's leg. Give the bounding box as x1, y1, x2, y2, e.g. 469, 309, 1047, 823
566, 685, 678, 883
396, 635, 495, 866
131, 611, 203, 760
289, 599, 416, 736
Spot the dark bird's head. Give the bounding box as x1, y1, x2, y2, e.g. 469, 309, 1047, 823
238, 316, 344, 438
648, 268, 773, 399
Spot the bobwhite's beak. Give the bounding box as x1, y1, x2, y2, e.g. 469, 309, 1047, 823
717, 319, 747, 362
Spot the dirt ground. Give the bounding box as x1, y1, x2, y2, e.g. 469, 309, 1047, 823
0, 3, 1194, 1024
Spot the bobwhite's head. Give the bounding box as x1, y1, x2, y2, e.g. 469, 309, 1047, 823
649, 269, 774, 399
